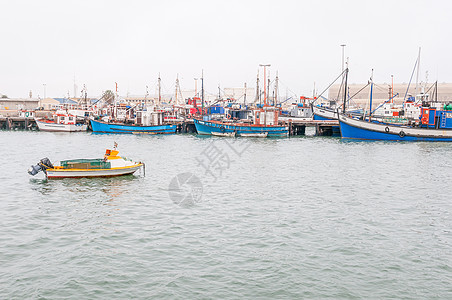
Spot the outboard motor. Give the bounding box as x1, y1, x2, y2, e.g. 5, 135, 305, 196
28, 158, 54, 176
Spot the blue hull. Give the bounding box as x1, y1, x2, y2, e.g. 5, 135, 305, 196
194, 119, 288, 137
91, 119, 177, 134
339, 119, 452, 141
313, 114, 334, 121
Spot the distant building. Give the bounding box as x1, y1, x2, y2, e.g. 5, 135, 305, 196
223, 87, 255, 104
328, 83, 452, 106
0, 98, 40, 110
39, 97, 79, 110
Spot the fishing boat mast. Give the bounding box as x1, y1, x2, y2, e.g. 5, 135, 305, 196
218, 84, 221, 101
267, 77, 271, 106
201, 70, 204, 116
435, 81, 438, 103
175, 74, 180, 106
369, 69, 374, 119
342, 67, 348, 114
391, 75, 394, 103
244, 82, 247, 107
313, 82, 316, 100
255, 70, 260, 105
83, 85, 88, 107
158, 73, 162, 106
114, 82, 119, 120
415, 47, 421, 97
275, 72, 279, 107
259, 64, 270, 105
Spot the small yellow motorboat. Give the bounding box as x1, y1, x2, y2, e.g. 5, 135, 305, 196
28, 147, 144, 179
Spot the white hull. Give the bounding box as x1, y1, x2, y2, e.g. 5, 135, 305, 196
238, 132, 268, 137
312, 106, 338, 120
36, 119, 87, 132
46, 164, 142, 178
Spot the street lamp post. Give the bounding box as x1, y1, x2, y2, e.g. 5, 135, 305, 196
194, 78, 198, 97
340, 44, 346, 72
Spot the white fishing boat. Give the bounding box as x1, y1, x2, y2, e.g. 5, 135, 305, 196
28, 147, 144, 179
35, 112, 87, 132
212, 131, 236, 137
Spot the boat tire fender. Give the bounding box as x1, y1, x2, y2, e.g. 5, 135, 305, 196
385, 126, 390, 133
220, 126, 225, 132
399, 130, 406, 138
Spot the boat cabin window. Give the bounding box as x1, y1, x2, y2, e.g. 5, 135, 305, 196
69, 117, 73, 121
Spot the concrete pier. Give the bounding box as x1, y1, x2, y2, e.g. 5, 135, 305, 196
0, 116, 339, 136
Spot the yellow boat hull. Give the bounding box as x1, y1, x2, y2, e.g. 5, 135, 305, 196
45, 164, 143, 179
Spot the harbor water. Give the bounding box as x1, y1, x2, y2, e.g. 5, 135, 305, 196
0, 130, 451, 299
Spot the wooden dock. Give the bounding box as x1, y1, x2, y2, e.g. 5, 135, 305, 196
0, 117, 38, 130
165, 119, 197, 134
279, 118, 339, 136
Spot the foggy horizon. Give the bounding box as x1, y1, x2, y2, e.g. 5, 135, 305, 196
2, 0, 451, 99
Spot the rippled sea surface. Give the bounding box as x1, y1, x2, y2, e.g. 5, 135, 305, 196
0, 130, 451, 299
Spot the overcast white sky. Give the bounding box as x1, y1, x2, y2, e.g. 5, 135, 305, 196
1, 0, 452, 99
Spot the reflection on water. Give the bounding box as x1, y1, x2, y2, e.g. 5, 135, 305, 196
28, 174, 145, 245
30, 174, 141, 202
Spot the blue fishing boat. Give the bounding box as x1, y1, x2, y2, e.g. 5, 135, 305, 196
339, 105, 452, 141
194, 119, 288, 137
91, 119, 177, 134
194, 106, 289, 137
339, 78, 452, 141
